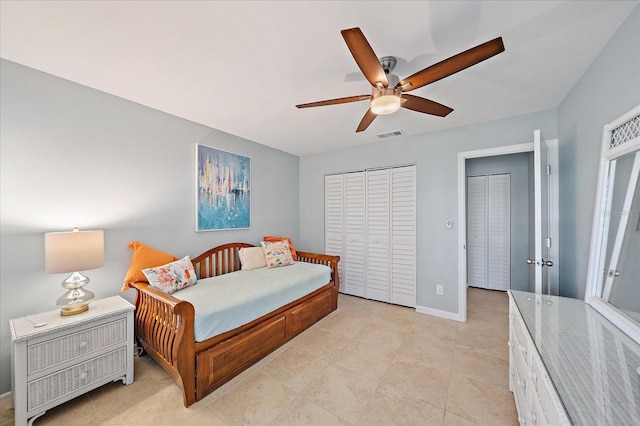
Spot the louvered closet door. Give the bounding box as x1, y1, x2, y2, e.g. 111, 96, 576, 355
366, 169, 390, 302
325, 174, 344, 292
467, 176, 488, 288
487, 174, 510, 291
466, 174, 511, 291
390, 165, 416, 307
344, 172, 366, 297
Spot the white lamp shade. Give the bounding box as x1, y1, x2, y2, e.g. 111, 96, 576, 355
45, 230, 104, 274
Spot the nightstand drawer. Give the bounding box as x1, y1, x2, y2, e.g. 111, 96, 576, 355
27, 347, 127, 411
27, 317, 126, 374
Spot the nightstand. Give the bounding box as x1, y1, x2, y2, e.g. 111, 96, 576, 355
10, 296, 135, 426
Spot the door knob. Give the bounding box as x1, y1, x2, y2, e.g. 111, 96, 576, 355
608, 270, 620, 277
542, 260, 553, 267
526, 259, 535, 265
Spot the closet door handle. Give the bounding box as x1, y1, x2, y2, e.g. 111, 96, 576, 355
526, 259, 535, 265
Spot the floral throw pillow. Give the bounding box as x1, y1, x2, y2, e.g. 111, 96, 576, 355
142, 256, 197, 294
260, 240, 294, 268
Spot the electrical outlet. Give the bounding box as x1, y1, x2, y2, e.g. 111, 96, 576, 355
436, 285, 444, 295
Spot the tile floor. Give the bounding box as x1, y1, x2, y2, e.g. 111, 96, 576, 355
0, 288, 517, 425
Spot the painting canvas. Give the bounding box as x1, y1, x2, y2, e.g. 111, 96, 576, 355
196, 144, 250, 231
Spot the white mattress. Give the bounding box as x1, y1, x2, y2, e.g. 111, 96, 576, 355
173, 261, 332, 342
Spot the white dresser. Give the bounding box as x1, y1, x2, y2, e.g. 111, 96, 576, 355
10, 296, 135, 426
509, 290, 640, 425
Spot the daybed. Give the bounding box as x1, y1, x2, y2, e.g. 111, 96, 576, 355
127, 242, 340, 407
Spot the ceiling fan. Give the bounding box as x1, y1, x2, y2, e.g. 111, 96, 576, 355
296, 27, 505, 133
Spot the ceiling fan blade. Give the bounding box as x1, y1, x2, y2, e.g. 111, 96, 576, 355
356, 108, 377, 133
341, 27, 388, 88
401, 94, 453, 117
296, 95, 370, 108
398, 37, 505, 92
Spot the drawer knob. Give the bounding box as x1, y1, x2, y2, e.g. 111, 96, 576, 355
519, 345, 527, 354
79, 372, 88, 380
508, 341, 514, 348
79, 341, 88, 349
529, 371, 538, 383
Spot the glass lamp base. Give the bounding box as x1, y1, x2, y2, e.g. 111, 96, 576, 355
57, 271, 95, 316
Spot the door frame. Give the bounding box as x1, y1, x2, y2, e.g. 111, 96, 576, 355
457, 141, 558, 321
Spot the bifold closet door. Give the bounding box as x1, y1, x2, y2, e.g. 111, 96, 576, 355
467, 174, 510, 291
366, 169, 390, 302
467, 176, 488, 288
487, 174, 510, 291
325, 174, 344, 292
390, 165, 416, 307
325, 166, 416, 306
343, 172, 366, 297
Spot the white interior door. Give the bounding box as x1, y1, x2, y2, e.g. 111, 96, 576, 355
344, 172, 366, 297
467, 176, 488, 288
390, 165, 416, 307
488, 174, 511, 291
532, 129, 551, 294
366, 169, 390, 302
325, 174, 344, 291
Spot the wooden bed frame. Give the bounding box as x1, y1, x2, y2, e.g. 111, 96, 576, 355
127, 242, 340, 407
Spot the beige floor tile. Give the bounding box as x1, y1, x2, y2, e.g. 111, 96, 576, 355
300, 363, 378, 424
455, 326, 509, 361
333, 340, 395, 380
358, 383, 445, 426
451, 347, 510, 388
261, 345, 329, 392
396, 333, 455, 371
381, 354, 450, 409
291, 327, 349, 360
0, 401, 13, 426
317, 311, 368, 339
443, 411, 479, 425
410, 313, 459, 343
446, 374, 518, 425
208, 371, 297, 425
88, 375, 178, 421
26, 395, 102, 426
353, 322, 408, 352
270, 396, 352, 426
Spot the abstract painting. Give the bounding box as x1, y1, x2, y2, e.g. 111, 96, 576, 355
196, 144, 250, 231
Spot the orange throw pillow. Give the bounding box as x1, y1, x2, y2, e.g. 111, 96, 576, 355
263, 236, 298, 260
121, 241, 179, 291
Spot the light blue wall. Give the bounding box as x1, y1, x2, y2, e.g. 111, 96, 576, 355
299, 109, 557, 314
466, 152, 534, 293
557, 5, 640, 299
0, 60, 299, 394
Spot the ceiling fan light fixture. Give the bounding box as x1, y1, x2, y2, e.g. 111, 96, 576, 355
370, 87, 402, 115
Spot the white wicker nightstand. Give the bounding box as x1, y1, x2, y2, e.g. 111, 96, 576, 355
10, 296, 134, 426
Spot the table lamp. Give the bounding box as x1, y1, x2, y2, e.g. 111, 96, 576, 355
45, 228, 104, 316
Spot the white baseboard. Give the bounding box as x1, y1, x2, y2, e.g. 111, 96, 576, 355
0, 391, 12, 406
416, 305, 464, 322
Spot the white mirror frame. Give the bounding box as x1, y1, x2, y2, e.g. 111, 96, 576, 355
585, 104, 640, 344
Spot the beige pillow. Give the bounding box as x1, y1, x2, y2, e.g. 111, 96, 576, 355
238, 247, 267, 270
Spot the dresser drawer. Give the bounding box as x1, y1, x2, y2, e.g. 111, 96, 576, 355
529, 348, 570, 425
27, 347, 127, 411
27, 317, 126, 375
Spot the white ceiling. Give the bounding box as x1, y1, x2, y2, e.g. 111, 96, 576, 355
1, 1, 638, 156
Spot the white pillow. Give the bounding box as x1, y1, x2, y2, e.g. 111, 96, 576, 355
238, 246, 267, 270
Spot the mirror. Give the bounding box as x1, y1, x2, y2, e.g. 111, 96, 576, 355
586, 105, 640, 344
